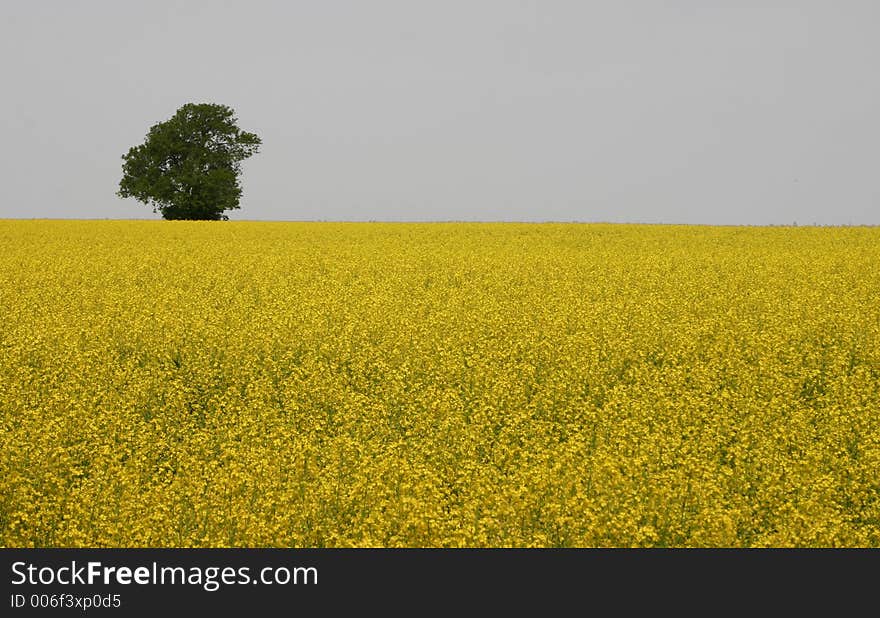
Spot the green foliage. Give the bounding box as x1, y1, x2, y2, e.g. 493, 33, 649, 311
118, 103, 261, 220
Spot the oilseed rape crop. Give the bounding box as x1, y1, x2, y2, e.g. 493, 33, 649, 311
1, 220, 879, 547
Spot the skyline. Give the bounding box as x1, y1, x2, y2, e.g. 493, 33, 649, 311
2, 1, 878, 225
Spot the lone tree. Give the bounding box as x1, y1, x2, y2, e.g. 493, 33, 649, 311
118, 103, 261, 220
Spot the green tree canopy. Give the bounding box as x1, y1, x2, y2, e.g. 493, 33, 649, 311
118, 103, 261, 220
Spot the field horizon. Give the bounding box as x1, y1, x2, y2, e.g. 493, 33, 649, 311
2, 218, 878, 228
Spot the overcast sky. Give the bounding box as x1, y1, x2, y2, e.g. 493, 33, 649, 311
1, 1, 878, 224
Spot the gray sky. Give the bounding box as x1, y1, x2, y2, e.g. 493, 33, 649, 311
1, 1, 878, 224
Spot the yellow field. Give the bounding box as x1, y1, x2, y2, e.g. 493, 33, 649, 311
1, 220, 879, 547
